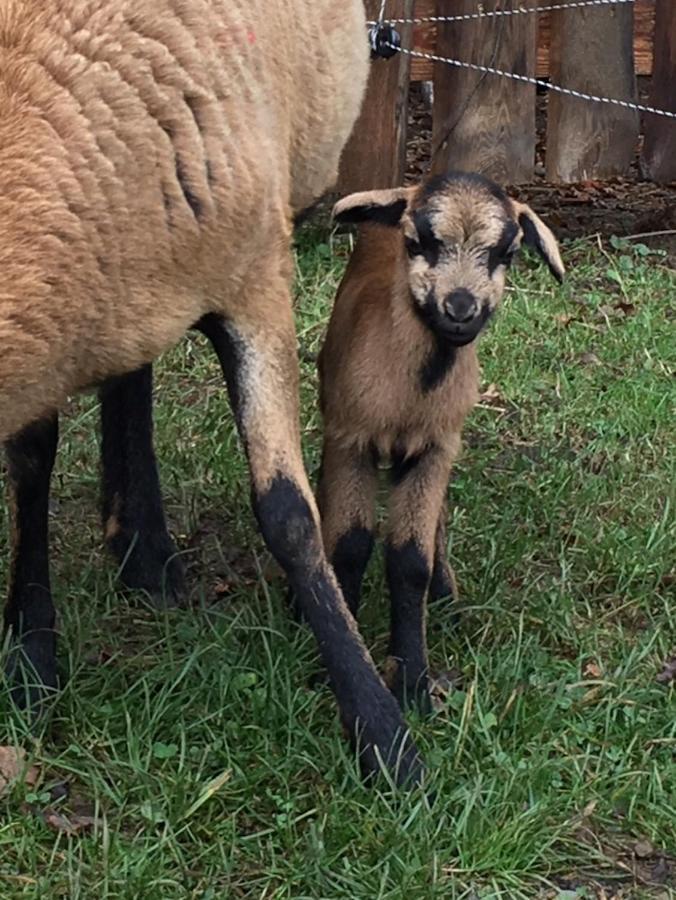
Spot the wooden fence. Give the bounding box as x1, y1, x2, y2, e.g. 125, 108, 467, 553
338, 0, 676, 190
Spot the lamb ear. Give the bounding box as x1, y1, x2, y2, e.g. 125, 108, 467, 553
333, 187, 413, 227
512, 201, 565, 283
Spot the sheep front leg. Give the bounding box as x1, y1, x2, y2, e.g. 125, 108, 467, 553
99, 365, 185, 607
198, 306, 424, 788
386, 445, 454, 715
3, 415, 59, 711
317, 439, 378, 619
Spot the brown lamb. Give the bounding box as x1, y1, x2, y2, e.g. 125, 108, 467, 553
318, 172, 564, 711
0, 0, 425, 786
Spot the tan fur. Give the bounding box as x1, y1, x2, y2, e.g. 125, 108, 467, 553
0, 0, 368, 441
318, 175, 563, 690
319, 224, 479, 466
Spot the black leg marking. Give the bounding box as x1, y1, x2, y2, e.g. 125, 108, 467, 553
200, 313, 424, 786
195, 314, 245, 426
4, 415, 59, 710
100, 365, 185, 608
254, 476, 424, 786
331, 526, 374, 619
386, 539, 432, 715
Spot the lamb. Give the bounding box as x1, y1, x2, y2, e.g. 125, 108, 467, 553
0, 0, 424, 786
317, 172, 564, 712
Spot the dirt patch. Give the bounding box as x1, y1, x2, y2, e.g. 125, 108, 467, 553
405, 78, 676, 245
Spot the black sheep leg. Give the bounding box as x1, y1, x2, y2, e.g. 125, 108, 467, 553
4, 415, 59, 710
100, 364, 185, 607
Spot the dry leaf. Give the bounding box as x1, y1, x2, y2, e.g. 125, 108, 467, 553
578, 351, 603, 367
480, 383, 502, 402
429, 668, 464, 711
634, 839, 654, 859
42, 808, 99, 836
0, 746, 38, 797
656, 657, 676, 685
583, 660, 603, 678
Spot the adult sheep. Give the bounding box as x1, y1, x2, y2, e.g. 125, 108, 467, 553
0, 0, 423, 786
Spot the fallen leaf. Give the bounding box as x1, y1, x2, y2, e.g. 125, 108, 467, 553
479, 383, 502, 402
634, 839, 654, 859
554, 313, 579, 327
429, 668, 464, 711
41, 808, 99, 836
583, 660, 603, 678
656, 657, 676, 685
0, 746, 38, 797
578, 351, 603, 367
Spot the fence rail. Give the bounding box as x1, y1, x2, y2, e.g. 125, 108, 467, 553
338, 0, 675, 190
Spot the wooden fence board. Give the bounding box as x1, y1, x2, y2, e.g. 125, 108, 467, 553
545, 5, 639, 181
431, 0, 536, 182
337, 0, 414, 192
410, 0, 656, 82
641, 0, 676, 183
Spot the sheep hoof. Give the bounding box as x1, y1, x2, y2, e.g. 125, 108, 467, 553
356, 718, 427, 790
109, 530, 187, 609
5, 633, 59, 719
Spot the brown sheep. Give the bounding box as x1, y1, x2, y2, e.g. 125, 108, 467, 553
317, 172, 564, 712
1, 0, 424, 786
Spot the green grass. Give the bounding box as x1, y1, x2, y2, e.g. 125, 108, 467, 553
1, 227, 675, 899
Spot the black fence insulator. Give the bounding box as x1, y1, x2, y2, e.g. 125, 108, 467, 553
369, 23, 401, 60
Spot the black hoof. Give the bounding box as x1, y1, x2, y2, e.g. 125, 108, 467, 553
5, 632, 59, 719
385, 659, 433, 717
357, 724, 426, 789
108, 530, 186, 609
348, 690, 427, 789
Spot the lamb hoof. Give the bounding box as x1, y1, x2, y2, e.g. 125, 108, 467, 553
385, 659, 433, 717
109, 530, 187, 609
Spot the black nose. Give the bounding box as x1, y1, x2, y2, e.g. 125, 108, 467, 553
444, 289, 476, 323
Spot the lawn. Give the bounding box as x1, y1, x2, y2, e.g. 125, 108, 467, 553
1, 223, 674, 899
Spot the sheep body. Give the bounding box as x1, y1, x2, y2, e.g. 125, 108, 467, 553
0, 0, 367, 440
2, 2, 427, 787
319, 224, 479, 462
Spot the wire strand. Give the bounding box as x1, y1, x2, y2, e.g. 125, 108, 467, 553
387, 43, 676, 120
369, 0, 639, 26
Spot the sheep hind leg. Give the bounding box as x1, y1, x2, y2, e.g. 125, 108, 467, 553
197, 306, 424, 788
429, 501, 460, 608
100, 365, 185, 608
385, 446, 453, 715
3, 415, 59, 713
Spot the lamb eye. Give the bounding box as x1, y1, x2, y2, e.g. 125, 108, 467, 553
405, 237, 423, 258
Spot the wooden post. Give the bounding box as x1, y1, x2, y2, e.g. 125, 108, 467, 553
337, 0, 414, 192
546, 4, 639, 182
641, 0, 676, 183
431, 0, 536, 184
